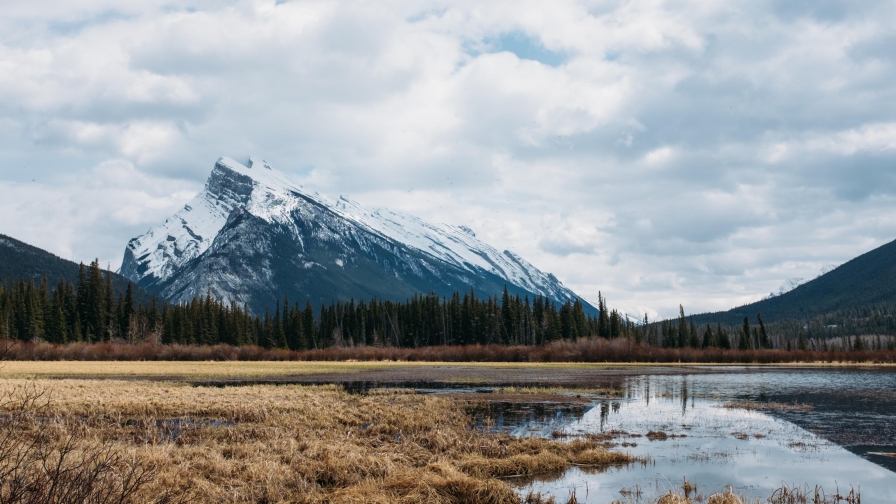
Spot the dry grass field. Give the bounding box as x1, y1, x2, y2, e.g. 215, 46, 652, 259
0, 361, 650, 380
0, 360, 409, 379
0, 378, 639, 503
1, 359, 890, 382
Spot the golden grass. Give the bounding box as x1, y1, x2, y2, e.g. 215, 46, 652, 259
722, 400, 814, 412
0, 379, 639, 503
656, 492, 691, 504
491, 386, 620, 397
656, 488, 746, 504
0, 360, 404, 379
1, 359, 893, 380
708, 490, 745, 504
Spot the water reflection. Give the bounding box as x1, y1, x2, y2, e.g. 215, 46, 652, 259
468, 401, 591, 437
480, 368, 896, 504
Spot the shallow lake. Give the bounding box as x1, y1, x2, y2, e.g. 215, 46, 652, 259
462, 367, 896, 503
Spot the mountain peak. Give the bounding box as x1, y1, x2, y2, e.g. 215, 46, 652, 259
214, 156, 279, 182
122, 157, 596, 313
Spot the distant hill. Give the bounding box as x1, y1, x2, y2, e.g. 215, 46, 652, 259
0, 234, 154, 305
692, 237, 896, 325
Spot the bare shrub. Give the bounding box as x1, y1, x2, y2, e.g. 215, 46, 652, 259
3, 339, 894, 363
0, 384, 180, 504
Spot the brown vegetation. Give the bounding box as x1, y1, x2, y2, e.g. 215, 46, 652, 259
723, 400, 814, 412
767, 483, 861, 504
0, 379, 639, 503
1, 338, 895, 363
644, 482, 861, 504
0, 384, 183, 504
644, 431, 684, 441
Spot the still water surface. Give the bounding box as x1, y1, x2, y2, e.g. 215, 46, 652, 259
471, 367, 896, 503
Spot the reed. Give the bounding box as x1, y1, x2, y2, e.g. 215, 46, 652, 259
0, 379, 638, 503
723, 400, 814, 412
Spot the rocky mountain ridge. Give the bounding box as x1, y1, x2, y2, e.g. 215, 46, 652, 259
121, 157, 596, 314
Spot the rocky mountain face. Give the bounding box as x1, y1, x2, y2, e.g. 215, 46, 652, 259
121, 157, 595, 314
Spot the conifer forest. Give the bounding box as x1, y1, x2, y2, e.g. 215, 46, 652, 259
0, 260, 640, 350
3, 262, 896, 357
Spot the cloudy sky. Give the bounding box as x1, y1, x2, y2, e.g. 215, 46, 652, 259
2, 0, 895, 319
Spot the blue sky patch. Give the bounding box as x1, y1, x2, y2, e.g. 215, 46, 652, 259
48, 11, 133, 36
482, 31, 567, 67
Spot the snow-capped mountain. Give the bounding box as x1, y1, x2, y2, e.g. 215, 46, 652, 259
121, 157, 595, 314
762, 264, 839, 300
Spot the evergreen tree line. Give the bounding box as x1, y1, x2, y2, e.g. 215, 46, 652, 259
1, 262, 643, 349
640, 306, 773, 350
7, 261, 891, 353
0, 260, 146, 343
647, 305, 896, 352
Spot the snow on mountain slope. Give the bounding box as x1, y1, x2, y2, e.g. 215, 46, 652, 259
330, 197, 571, 300
121, 157, 591, 309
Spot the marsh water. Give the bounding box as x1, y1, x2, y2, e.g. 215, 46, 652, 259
460, 367, 896, 503
462, 368, 896, 504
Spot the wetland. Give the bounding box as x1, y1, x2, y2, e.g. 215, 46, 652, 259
1, 363, 893, 503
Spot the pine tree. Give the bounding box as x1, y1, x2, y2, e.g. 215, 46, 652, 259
757, 313, 772, 349
739, 316, 752, 350
72, 312, 83, 342
718, 324, 731, 349
572, 299, 588, 340
702, 324, 714, 348
677, 305, 688, 348
688, 319, 699, 348
304, 301, 317, 349
271, 299, 286, 348
660, 319, 673, 348
84, 260, 108, 341
609, 310, 621, 339
597, 293, 609, 338
23, 279, 44, 341
797, 332, 808, 351
75, 263, 89, 338
104, 264, 115, 339
500, 286, 513, 344
640, 314, 649, 345
121, 282, 135, 341
559, 301, 574, 341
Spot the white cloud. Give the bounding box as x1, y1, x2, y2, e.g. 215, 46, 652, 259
2, 0, 896, 318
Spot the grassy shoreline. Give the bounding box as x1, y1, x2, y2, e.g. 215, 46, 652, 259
0, 359, 894, 380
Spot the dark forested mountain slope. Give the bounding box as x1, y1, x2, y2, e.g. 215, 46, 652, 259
0, 234, 153, 304
693, 237, 896, 325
